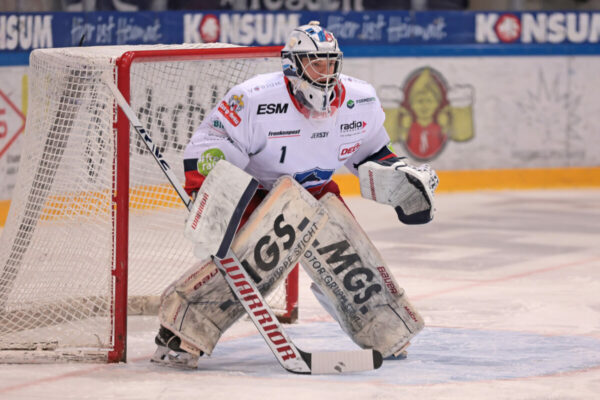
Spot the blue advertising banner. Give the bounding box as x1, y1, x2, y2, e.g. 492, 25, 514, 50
1, 10, 600, 65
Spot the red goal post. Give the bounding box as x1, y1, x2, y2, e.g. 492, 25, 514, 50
0, 44, 298, 364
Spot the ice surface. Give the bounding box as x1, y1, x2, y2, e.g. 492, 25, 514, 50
1, 189, 599, 399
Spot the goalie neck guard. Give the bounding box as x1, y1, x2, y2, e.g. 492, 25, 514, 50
281, 21, 343, 118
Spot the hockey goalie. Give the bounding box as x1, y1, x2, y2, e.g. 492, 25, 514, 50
151, 21, 439, 369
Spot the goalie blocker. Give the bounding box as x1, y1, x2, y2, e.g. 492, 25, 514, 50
358, 157, 439, 225
160, 161, 423, 359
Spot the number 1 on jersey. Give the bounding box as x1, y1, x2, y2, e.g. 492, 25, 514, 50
279, 146, 287, 163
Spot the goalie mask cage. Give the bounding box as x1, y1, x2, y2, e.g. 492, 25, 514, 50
0, 44, 299, 363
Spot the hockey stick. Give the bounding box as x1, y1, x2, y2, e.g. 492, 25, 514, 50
104, 77, 382, 374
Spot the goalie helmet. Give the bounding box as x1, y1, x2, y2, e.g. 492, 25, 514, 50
281, 21, 343, 116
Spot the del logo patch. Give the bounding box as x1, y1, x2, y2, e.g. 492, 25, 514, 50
338, 141, 361, 160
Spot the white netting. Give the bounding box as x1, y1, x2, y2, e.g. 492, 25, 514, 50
0, 44, 292, 362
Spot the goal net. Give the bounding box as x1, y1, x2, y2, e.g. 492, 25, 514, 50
0, 44, 298, 363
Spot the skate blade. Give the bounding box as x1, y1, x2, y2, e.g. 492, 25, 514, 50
384, 342, 410, 360
150, 345, 199, 369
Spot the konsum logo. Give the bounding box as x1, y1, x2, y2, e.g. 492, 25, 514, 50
184, 13, 300, 45
476, 12, 600, 44
0, 15, 53, 50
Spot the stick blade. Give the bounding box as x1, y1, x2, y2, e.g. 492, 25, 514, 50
309, 349, 383, 374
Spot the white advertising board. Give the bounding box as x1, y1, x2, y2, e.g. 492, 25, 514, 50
341, 56, 600, 170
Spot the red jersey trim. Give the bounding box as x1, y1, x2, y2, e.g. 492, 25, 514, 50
379, 153, 397, 161
184, 170, 206, 196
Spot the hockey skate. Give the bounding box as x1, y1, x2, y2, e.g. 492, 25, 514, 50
384, 350, 408, 360
151, 326, 203, 369
384, 342, 409, 360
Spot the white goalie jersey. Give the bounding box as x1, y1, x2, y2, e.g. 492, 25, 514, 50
183, 71, 391, 191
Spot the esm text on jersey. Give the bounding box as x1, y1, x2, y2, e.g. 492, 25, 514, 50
257, 103, 289, 115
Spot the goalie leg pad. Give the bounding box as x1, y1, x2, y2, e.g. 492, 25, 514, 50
184, 159, 257, 260
302, 193, 424, 358
159, 176, 328, 355
158, 258, 228, 356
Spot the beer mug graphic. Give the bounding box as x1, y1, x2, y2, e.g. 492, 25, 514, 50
447, 84, 475, 143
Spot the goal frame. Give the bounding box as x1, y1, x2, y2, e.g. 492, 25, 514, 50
110, 45, 298, 362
